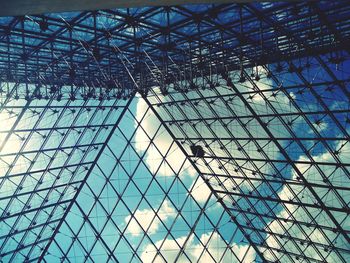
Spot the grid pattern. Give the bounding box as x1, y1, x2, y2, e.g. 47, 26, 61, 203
0, 86, 130, 262
0, 1, 349, 263
44, 98, 256, 262
145, 57, 350, 262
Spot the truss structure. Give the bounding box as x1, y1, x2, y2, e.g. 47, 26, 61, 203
0, 1, 350, 262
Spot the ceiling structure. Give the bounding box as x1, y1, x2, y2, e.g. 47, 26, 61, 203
0, 1, 349, 262
0, 0, 252, 17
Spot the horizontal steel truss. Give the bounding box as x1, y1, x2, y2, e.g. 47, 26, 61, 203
0, 1, 349, 97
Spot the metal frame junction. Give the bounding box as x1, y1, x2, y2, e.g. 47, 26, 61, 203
0, 1, 349, 262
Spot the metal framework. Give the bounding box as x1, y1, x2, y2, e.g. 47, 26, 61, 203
0, 1, 349, 262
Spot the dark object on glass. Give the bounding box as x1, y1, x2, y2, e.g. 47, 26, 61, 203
190, 145, 205, 158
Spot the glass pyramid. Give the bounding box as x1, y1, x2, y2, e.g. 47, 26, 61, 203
0, 1, 349, 262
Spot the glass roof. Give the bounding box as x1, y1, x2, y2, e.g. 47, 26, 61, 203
0, 1, 349, 263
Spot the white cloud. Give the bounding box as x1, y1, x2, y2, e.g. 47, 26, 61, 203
141, 235, 189, 263
189, 176, 212, 204
134, 97, 196, 177
237, 66, 272, 103
192, 232, 256, 263
125, 200, 176, 236
141, 231, 256, 263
